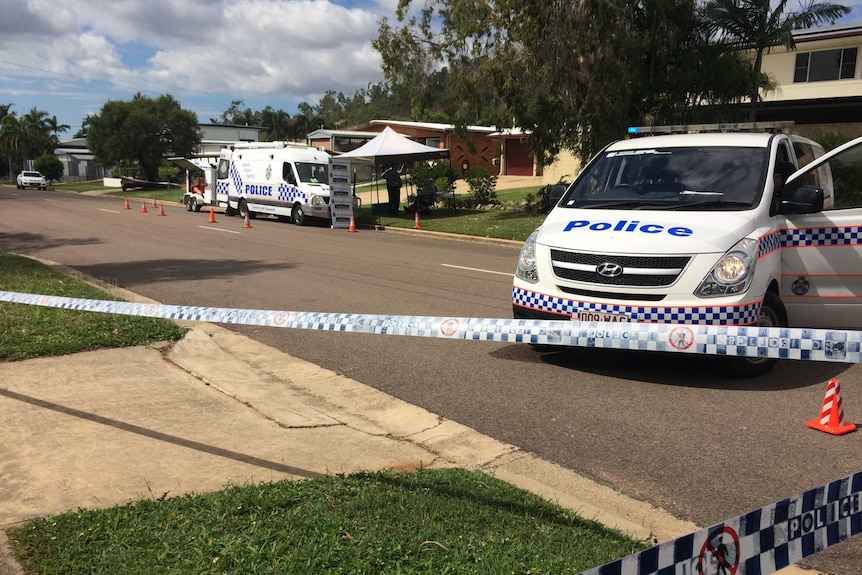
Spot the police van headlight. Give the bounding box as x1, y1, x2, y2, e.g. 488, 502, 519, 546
695, 238, 758, 297
516, 230, 539, 283
310, 194, 325, 206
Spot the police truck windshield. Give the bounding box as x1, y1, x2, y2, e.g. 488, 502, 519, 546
296, 162, 329, 184
562, 146, 768, 210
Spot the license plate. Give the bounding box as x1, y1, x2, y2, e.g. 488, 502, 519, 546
572, 311, 631, 323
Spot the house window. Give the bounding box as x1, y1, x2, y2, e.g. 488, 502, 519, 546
794, 48, 857, 82
425, 137, 441, 148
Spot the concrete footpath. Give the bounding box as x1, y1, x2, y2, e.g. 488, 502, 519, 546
0, 270, 814, 575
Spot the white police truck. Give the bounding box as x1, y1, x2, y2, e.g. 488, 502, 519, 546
513, 125, 862, 376
193, 142, 332, 225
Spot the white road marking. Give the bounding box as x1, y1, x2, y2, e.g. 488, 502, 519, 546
441, 263, 511, 276
100, 209, 121, 214
199, 226, 241, 234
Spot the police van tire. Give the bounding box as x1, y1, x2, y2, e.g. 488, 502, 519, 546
238, 199, 253, 220
725, 291, 787, 378
291, 203, 306, 226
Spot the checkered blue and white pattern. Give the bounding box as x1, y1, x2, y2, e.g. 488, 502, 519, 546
577, 471, 862, 575
276, 183, 306, 203
759, 225, 862, 257
512, 287, 761, 325
1, 291, 860, 364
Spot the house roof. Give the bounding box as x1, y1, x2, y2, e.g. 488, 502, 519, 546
307, 129, 382, 139
793, 23, 862, 43
367, 119, 496, 134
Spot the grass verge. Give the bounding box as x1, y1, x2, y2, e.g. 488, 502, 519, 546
358, 206, 545, 242
0, 252, 187, 361
8, 468, 648, 575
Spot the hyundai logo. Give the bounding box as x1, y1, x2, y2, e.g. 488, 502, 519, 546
596, 262, 624, 278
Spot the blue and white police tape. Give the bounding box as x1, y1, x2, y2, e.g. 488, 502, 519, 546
1, 290, 860, 364
578, 470, 862, 575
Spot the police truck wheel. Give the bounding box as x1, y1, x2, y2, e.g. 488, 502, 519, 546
291, 203, 306, 226
725, 291, 787, 378
238, 199, 250, 219
185, 197, 194, 212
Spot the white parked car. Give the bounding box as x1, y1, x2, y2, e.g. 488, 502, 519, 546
17, 171, 47, 190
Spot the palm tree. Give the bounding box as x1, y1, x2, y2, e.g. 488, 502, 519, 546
46, 115, 70, 143
1, 113, 38, 174
702, 0, 850, 121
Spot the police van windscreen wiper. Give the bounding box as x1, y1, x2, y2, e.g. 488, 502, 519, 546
579, 200, 678, 210
679, 200, 753, 210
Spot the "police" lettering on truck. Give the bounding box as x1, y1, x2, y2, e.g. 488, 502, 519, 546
246, 184, 273, 196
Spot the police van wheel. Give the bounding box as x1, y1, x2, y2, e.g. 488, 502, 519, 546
291, 203, 306, 226
185, 197, 194, 212
725, 291, 787, 378
238, 199, 253, 220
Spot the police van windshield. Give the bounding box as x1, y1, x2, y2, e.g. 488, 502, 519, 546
562, 146, 768, 210
296, 162, 329, 184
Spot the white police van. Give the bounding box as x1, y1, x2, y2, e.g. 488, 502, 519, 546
513, 125, 862, 376
215, 142, 332, 225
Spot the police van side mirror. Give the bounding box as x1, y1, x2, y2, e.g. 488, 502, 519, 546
781, 184, 824, 214
549, 184, 567, 210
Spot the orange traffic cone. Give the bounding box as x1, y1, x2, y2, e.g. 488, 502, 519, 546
158, 202, 166, 216
140, 199, 148, 213
124, 197, 131, 209
208, 208, 216, 223
348, 214, 357, 232
807, 379, 856, 435
243, 212, 252, 228
414, 210, 422, 229
152, 197, 158, 208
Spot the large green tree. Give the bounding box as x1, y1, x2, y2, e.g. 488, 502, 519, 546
702, 0, 850, 121
374, 0, 753, 163
88, 93, 200, 183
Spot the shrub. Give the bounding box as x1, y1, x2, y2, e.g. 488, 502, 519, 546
464, 166, 498, 204
34, 154, 64, 183
408, 161, 458, 193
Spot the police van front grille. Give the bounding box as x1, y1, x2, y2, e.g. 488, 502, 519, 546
550, 249, 690, 287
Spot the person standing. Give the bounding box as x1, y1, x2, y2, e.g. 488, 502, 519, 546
383, 165, 402, 214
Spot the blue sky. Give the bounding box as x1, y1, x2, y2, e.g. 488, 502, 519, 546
1, 0, 861, 139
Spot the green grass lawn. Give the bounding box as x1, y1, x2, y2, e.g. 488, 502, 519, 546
8, 469, 647, 575
358, 184, 548, 242
0, 253, 186, 361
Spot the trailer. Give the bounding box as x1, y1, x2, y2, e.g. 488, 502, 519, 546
171, 156, 221, 213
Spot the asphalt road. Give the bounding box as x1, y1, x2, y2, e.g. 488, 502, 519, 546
2, 186, 861, 574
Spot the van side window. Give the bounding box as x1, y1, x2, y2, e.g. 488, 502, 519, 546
792, 141, 824, 190
283, 162, 297, 185
823, 144, 862, 209
217, 159, 229, 180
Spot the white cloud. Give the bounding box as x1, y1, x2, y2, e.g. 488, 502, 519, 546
0, 0, 391, 132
